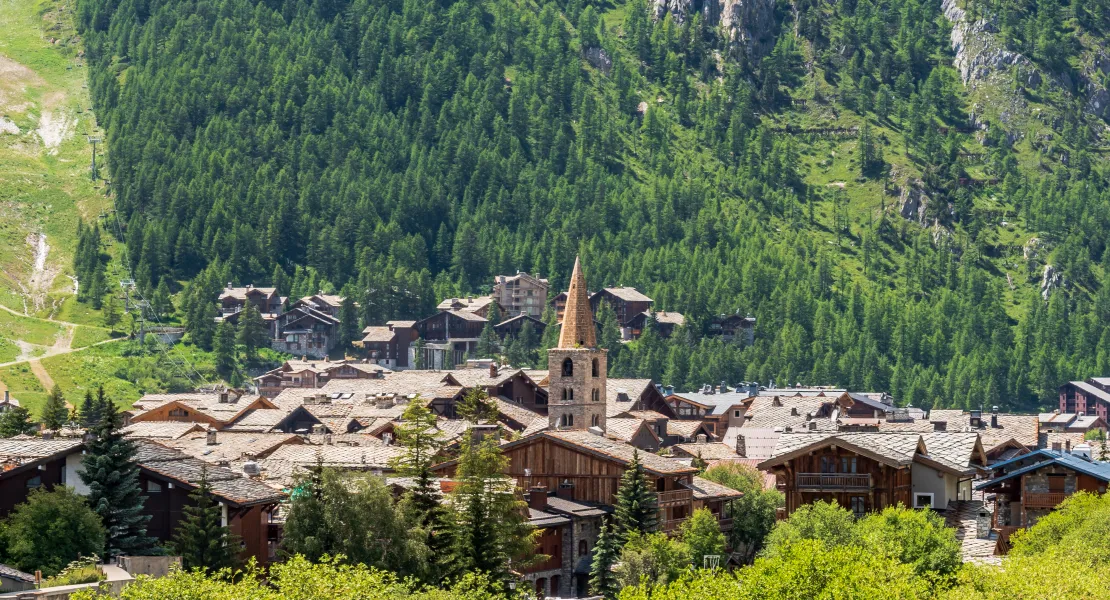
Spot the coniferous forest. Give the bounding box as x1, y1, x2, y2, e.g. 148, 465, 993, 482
75, 0, 1110, 411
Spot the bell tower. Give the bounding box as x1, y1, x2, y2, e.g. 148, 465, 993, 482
548, 256, 607, 432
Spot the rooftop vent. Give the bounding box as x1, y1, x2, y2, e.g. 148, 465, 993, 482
243, 461, 261, 476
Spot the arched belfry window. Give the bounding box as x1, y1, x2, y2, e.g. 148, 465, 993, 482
591, 414, 600, 427
562, 358, 574, 377
591, 388, 600, 402
591, 358, 600, 377
562, 414, 574, 427
562, 388, 574, 401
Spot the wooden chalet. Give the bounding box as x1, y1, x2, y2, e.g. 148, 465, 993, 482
1058, 377, 1110, 421
356, 321, 418, 370
758, 432, 987, 518
255, 358, 388, 398
413, 310, 488, 369
127, 392, 277, 429
0, 440, 87, 515
706, 313, 755, 346
271, 301, 343, 359
492, 314, 547, 340
622, 310, 685, 340
217, 284, 284, 318
589, 287, 653, 327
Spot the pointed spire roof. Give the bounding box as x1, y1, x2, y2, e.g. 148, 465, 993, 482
558, 256, 597, 349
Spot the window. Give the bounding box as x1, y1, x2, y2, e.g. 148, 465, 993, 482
591, 388, 600, 402
591, 358, 600, 377
562, 358, 574, 377
146, 480, 163, 493
819, 456, 836, 473
578, 540, 588, 556
169, 408, 189, 417
562, 388, 574, 401
1048, 474, 1066, 493
26, 475, 42, 489
850, 496, 867, 518
913, 493, 934, 509
840, 457, 857, 474
561, 414, 574, 427
591, 414, 599, 428
734, 410, 741, 418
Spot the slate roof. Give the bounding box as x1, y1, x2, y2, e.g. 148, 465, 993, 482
0, 439, 83, 466
494, 397, 544, 428
263, 443, 402, 469
224, 408, 290, 432
666, 420, 708, 438
605, 418, 657, 443
669, 389, 753, 416
760, 433, 926, 469
728, 427, 781, 459
443, 309, 488, 322
122, 422, 207, 440
650, 311, 685, 325
165, 432, 301, 463
921, 432, 987, 472
437, 296, 496, 313
446, 368, 528, 389
545, 496, 609, 518
0, 563, 36, 583
528, 508, 572, 528
597, 287, 653, 303
219, 286, 277, 301
134, 440, 284, 506
606, 379, 654, 417
976, 452, 1110, 490
671, 442, 739, 461
1039, 431, 1090, 450
1071, 381, 1110, 403
686, 476, 744, 501
360, 326, 397, 343
537, 431, 696, 476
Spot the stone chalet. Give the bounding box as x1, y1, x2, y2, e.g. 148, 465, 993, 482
217, 284, 284, 319
270, 295, 345, 359
522, 487, 608, 598
976, 448, 1110, 552
706, 312, 756, 346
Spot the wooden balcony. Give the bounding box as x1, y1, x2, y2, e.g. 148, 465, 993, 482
1023, 492, 1069, 509
717, 517, 733, 532
796, 473, 872, 491
656, 489, 693, 507
660, 519, 683, 533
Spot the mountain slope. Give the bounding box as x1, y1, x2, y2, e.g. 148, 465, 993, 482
74, 0, 1110, 410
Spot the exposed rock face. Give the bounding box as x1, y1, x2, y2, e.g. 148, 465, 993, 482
898, 184, 929, 224
653, 0, 775, 59
942, 0, 1041, 89
583, 47, 612, 75
1041, 264, 1063, 300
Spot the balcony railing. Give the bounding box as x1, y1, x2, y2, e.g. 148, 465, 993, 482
1024, 492, 1069, 509
718, 517, 734, 532
795, 473, 872, 491
661, 519, 683, 532
656, 489, 693, 506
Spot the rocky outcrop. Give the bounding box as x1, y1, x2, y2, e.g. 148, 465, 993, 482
942, 0, 1042, 90
898, 183, 929, 224
653, 0, 775, 59
1041, 264, 1063, 300
583, 47, 612, 75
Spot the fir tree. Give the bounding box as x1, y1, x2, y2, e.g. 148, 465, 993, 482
338, 293, 359, 350
589, 522, 620, 599
413, 337, 426, 369
614, 450, 658, 541
475, 322, 499, 359
214, 319, 237, 377
173, 466, 241, 572
79, 390, 100, 429
79, 392, 157, 557
103, 293, 121, 329
153, 279, 174, 320
0, 405, 36, 438
391, 401, 452, 582
235, 304, 267, 363
41, 384, 69, 432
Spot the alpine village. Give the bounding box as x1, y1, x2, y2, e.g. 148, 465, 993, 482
2, 0, 1110, 596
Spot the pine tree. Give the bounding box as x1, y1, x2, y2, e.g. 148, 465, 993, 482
235, 304, 267, 363
413, 337, 427, 369
41, 384, 69, 432
0, 405, 36, 438
475, 322, 499, 359
214, 319, 237, 377
79, 390, 100, 429
153, 279, 174, 320
79, 392, 156, 557
614, 450, 658, 541
338, 293, 359, 350
391, 401, 452, 582
173, 466, 241, 572
103, 293, 121, 329
589, 522, 620, 599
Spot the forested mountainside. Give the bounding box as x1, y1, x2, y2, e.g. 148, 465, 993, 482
74, 0, 1110, 410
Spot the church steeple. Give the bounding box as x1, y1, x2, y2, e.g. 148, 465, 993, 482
558, 256, 597, 349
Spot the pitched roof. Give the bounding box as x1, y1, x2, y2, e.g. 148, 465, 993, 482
605, 379, 655, 416
727, 427, 782, 459
921, 432, 987, 472
219, 285, 277, 301
671, 442, 739, 461
164, 432, 301, 463
666, 420, 708, 438
558, 256, 597, 349
263, 443, 402, 470
598, 287, 653, 303
122, 422, 207, 440
542, 430, 694, 476
759, 433, 926, 470
437, 296, 496, 313
686, 475, 744, 501
0, 439, 83, 468
134, 440, 284, 506
648, 311, 685, 325
494, 397, 545, 428
443, 309, 488, 323
605, 418, 659, 444
359, 327, 397, 343
1071, 381, 1110, 403
0, 563, 36, 583
976, 452, 1110, 490
223, 409, 290, 432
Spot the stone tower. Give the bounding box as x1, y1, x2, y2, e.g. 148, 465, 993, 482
548, 256, 607, 432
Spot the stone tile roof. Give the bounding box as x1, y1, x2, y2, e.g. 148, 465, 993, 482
544, 496, 609, 517
443, 309, 488, 322
666, 420, 707, 438
625, 410, 668, 421
671, 442, 739, 461
263, 443, 402, 469
727, 427, 781, 459
494, 397, 545, 427
522, 417, 549, 436
134, 440, 284, 506
605, 379, 654, 417
224, 408, 290, 432
605, 418, 655, 443
921, 432, 985, 472
122, 422, 207, 440
521, 370, 550, 386
0, 439, 83, 465
164, 432, 301, 464
132, 392, 224, 410
1039, 431, 1090, 450
218, 286, 277, 301
649, 311, 685, 325
0, 563, 36, 583
315, 372, 466, 401
528, 508, 572, 528
761, 433, 925, 468
445, 368, 525, 389
1071, 381, 1110, 403
598, 287, 652, 303
437, 296, 496, 313
543, 431, 695, 475
686, 475, 744, 501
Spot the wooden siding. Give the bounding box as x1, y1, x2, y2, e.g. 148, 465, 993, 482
502, 438, 627, 504
773, 447, 912, 516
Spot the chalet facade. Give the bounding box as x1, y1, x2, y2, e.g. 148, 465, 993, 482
414, 310, 488, 369
523, 488, 607, 598
589, 287, 652, 327
357, 321, 417, 369
758, 432, 986, 517
622, 310, 685, 340
217, 284, 284, 318
126, 392, 277, 429
254, 359, 387, 398
0, 440, 87, 516
706, 313, 756, 346
1058, 377, 1110, 421
493, 272, 549, 318
492, 314, 546, 340
270, 295, 345, 359
976, 449, 1110, 535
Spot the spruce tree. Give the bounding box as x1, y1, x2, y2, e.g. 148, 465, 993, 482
0, 405, 36, 438
614, 450, 658, 541
103, 293, 120, 329
79, 390, 101, 429
475, 322, 499, 359
173, 466, 241, 572
235, 304, 267, 363
589, 522, 620, 599
391, 401, 452, 582
41, 384, 69, 432
79, 393, 157, 557
413, 337, 426, 369
214, 319, 237, 377
338, 293, 359, 350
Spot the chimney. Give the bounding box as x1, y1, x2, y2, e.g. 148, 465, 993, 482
696, 434, 707, 444
807, 420, 817, 431
206, 429, 218, 445
991, 412, 998, 429
489, 363, 498, 378
556, 479, 575, 500
747, 382, 759, 397
790, 407, 799, 416
42, 431, 54, 440
219, 392, 229, 403
720, 381, 728, 393
736, 434, 746, 457
527, 485, 549, 511
1065, 439, 1071, 453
